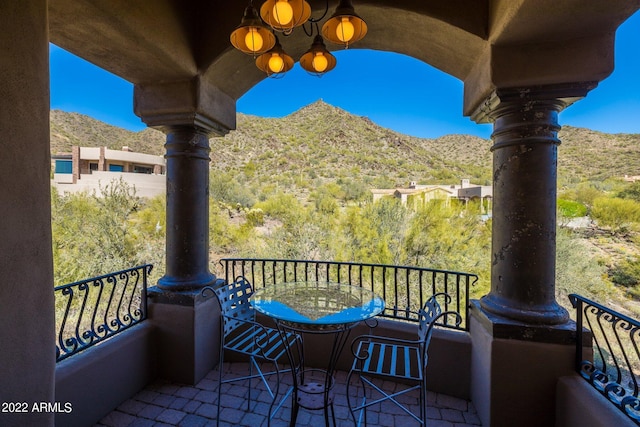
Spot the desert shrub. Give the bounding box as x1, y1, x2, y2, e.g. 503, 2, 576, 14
558, 199, 587, 218
618, 181, 640, 202
210, 171, 256, 207
555, 228, 612, 309
254, 192, 303, 221
52, 180, 162, 285
591, 196, 640, 233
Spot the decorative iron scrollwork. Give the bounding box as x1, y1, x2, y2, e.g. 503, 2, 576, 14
571, 294, 640, 425
55, 264, 152, 362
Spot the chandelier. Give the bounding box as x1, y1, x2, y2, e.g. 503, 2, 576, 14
230, 0, 367, 76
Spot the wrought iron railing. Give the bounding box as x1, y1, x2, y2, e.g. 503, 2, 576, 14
54, 264, 152, 362
570, 294, 640, 425
219, 258, 477, 331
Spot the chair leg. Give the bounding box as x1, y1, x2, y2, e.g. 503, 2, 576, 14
346, 370, 357, 426
330, 402, 337, 427
217, 346, 224, 427
267, 360, 282, 427
248, 357, 253, 411
346, 369, 368, 427
420, 377, 426, 426
290, 396, 299, 427
360, 374, 368, 427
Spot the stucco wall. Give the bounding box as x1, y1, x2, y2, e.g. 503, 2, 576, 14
104, 148, 164, 166
52, 171, 166, 198
556, 375, 636, 427
55, 323, 157, 427
0, 2, 55, 426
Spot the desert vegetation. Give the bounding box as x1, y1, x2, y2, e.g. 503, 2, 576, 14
50, 101, 640, 317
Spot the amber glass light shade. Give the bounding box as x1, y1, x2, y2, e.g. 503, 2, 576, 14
299, 35, 336, 75
255, 38, 294, 76
321, 0, 367, 48
230, 5, 276, 54
260, 0, 311, 33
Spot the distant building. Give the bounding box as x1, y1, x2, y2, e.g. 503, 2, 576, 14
371, 179, 493, 214
51, 146, 165, 198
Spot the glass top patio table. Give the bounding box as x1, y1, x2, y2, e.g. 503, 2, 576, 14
250, 281, 385, 426
250, 281, 385, 331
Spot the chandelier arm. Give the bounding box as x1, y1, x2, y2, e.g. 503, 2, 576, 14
307, 0, 330, 23
302, 20, 315, 37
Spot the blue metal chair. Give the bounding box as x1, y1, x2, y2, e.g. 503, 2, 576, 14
203, 276, 303, 427
346, 293, 462, 426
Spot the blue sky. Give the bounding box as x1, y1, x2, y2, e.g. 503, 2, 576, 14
50, 11, 639, 140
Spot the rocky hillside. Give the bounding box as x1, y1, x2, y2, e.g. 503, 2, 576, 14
50, 110, 165, 156
50, 100, 640, 187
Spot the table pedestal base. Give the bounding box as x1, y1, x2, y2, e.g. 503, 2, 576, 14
296, 369, 335, 410
283, 326, 353, 427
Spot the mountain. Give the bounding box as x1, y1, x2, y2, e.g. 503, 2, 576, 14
50, 100, 640, 187
557, 126, 640, 183
50, 110, 165, 156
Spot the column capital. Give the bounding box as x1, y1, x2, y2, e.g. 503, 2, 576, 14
134, 77, 236, 136
163, 126, 211, 162
470, 82, 597, 125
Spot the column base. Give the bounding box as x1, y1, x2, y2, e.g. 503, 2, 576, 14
157, 272, 217, 292
469, 300, 579, 427
471, 299, 576, 343
479, 293, 570, 327
147, 286, 221, 384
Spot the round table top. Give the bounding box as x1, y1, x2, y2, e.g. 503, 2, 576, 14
250, 281, 385, 330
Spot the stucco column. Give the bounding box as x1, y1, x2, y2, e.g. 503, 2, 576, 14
134, 78, 234, 291
158, 126, 216, 291
467, 84, 596, 427
470, 84, 596, 324
134, 78, 234, 383
481, 91, 569, 324
0, 1, 55, 426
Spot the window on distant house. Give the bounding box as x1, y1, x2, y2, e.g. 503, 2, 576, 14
134, 165, 153, 174
109, 164, 124, 172
55, 160, 72, 174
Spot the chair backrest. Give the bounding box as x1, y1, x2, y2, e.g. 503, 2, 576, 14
417, 292, 460, 369
211, 276, 255, 337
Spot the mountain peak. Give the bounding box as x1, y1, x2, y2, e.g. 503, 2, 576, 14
288, 99, 348, 119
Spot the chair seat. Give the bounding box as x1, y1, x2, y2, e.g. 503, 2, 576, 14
352, 340, 423, 382
225, 323, 299, 362
347, 294, 463, 426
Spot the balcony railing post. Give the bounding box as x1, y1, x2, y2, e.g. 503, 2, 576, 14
570, 294, 583, 372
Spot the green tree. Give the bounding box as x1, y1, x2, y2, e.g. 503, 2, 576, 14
371, 198, 409, 264
591, 196, 640, 234
404, 200, 491, 297
618, 182, 640, 202
555, 227, 612, 308
557, 199, 587, 218
572, 183, 605, 209
254, 192, 302, 221
51, 180, 161, 285
210, 171, 256, 207
333, 205, 383, 263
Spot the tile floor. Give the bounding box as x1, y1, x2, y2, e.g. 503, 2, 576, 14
97, 362, 482, 427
